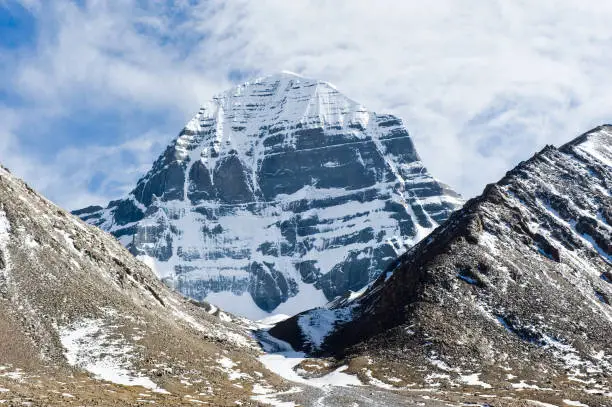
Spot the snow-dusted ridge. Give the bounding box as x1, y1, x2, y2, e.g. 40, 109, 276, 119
267, 125, 612, 401
75, 72, 461, 319
0, 163, 292, 405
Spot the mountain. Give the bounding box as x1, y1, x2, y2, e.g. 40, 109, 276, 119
0, 164, 295, 406
75, 72, 462, 319
267, 126, 612, 404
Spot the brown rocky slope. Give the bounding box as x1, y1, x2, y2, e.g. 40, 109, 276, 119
269, 125, 612, 406
0, 164, 289, 406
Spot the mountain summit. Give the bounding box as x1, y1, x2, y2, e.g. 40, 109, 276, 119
75, 72, 462, 319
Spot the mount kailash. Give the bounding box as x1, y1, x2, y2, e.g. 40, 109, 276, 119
75, 72, 462, 319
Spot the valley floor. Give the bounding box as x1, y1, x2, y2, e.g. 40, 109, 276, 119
251, 329, 610, 407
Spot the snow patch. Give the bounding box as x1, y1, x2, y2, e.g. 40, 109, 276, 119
59, 317, 167, 393
258, 352, 362, 388
256, 314, 291, 329
297, 307, 352, 349
217, 357, 250, 381
459, 373, 492, 389
0, 210, 10, 271
563, 400, 589, 407
251, 385, 300, 407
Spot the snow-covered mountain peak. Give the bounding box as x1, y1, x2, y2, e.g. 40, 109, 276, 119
75, 74, 462, 319
178, 72, 368, 170
561, 124, 612, 167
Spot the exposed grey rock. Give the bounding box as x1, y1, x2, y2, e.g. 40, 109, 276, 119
75, 72, 462, 318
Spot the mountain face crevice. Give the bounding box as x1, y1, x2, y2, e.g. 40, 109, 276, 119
75, 72, 462, 318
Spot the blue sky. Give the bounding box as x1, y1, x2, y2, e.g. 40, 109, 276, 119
1, 0, 612, 209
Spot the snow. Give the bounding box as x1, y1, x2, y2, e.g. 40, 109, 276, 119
478, 231, 499, 255
297, 307, 353, 349
258, 352, 362, 388
217, 357, 236, 370
0, 210, 10, 277
59, 317, 168, 393
459, 373, 492, 389
137, 255, 161, 276
580, 233, 611, 263
218, 311, 232, 322
204, 279, 328, 321
0, 370, 23, 381
364, 369, 395, 389
166, 299, 253, 348
256, 314, 291, 329
251, 384, 301, 407
511, 381, 542, 390
82, 72, 461, 320
528, 401, 559, 407
574, 130, 612, 167
217, 357, 250, 381
346, 283, 370, 301
0, 210, 10, 252
563, 400, 589, 407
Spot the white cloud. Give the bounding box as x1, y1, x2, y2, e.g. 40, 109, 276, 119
0, 105, 170, 209
4, 0, 612, 209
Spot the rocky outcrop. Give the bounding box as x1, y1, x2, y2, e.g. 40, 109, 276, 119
75, 72, 461, 318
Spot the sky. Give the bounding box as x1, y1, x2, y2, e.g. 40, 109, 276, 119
1, 0, 612, 210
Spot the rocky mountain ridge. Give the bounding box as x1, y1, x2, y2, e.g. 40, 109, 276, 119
0, 164, 510, 406
267, 125, 612, 405
75, 72, 462, 319
0, 163, 295, 406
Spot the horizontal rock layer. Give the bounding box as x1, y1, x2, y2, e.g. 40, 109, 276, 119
76, 72, 461, 319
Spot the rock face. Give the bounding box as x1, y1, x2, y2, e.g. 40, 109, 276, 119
269, 126, 612, 399
0, 164, 296, 405
75, 72, 461, 319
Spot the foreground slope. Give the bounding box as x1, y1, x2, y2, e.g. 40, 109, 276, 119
269, 126, 612, 404
75, 72, 461, 319
0, 164, 291, 406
